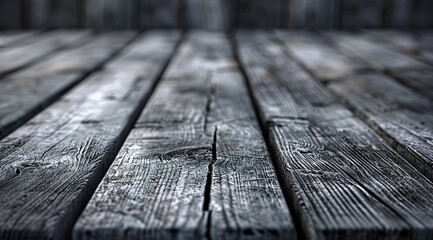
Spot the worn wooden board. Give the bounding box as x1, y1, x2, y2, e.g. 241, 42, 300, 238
322, 31, 427, 71
0, 31, 180, 240
74, 32, 294, 240
328, 73, 433, 181
0, 31, 39, 48
236, 31, 433, 239
0, 32, 135, 140
275, 30, 368, 80
85, 0, 137, 29
390, 69, 433, 102
0, 30, 90, 77
27, 0, 79, 28
138, 0, 179, 28
13, 32, 135, 78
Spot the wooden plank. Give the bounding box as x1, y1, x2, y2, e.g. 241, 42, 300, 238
0, 31, 39, 48
13, 32, 135, 78
390, 69, 433, 102
185, 0, 231, 31
74, 32, 294, 240
340, 0, 384, 28
0, 0, 24, 29
236, 31, 433, 239
0, 31, 180, 240
275, 31, 368, 80
328, 73, 433, 182
0, 30, 90, 77
237, 0, 281, 28
27, 0, 79, 28
0, 32, 135, 140
85, 0, 137, 29
322, 31, 427, 71
138, 0, 179, 28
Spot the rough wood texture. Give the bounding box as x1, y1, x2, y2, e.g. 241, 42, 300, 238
275, 31, 368, 80
74, 32, 294, 240
236, 31, 433, 240
323, 31, 427, 71
328, 73, 433, 182
0, 31, 180, 240
0, 32, 135, 140
391, 69, 433, 102
0, 30, 90, 77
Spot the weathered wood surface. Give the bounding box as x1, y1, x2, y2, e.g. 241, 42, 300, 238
0, 30, 90, 77
74, 32, 294, 240
0, 31, 180, 240
0, 31, 39, 48
0, 32, 135, 140
275, 31, 368, 80
328, 73, 433, 182
322, 31, 427, 71
236, 31, 433, 239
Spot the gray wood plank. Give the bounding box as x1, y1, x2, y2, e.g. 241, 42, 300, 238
340, 0, 384, 28
27, 0, 79, 28
74, 31, 294, 240
322, 31, 427, 71
139, 0, 179, 28
0, 30, 90, 77
0, 31, 180, 240
237, 31, 433, 239
328, 73, 433, 182
391, 69, 433, 102
237, 0, 281, 28
275, 31, 368, 80
85, 0, 137, 29
185, 0, 231, 31
13, 32, 135, 78
0, 32, 135, 140
0, 31, 39, 48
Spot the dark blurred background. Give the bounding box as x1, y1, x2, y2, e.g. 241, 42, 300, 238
0, 0, 432, 30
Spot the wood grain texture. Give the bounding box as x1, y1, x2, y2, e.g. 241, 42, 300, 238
85, 0, 138, 29
236, 31, 433, 240
0, 30, 90, 77
0, 31, 180, 240
27, 0, 79, 28
74, 31, 294, 240
275, 30, 367, 80
0, 31, 39, 48
139, 0, 179, 28
328, 73, 433, 182
322, 31, 427, 71
390, 69, 433, 102
0, 32, 135, 140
